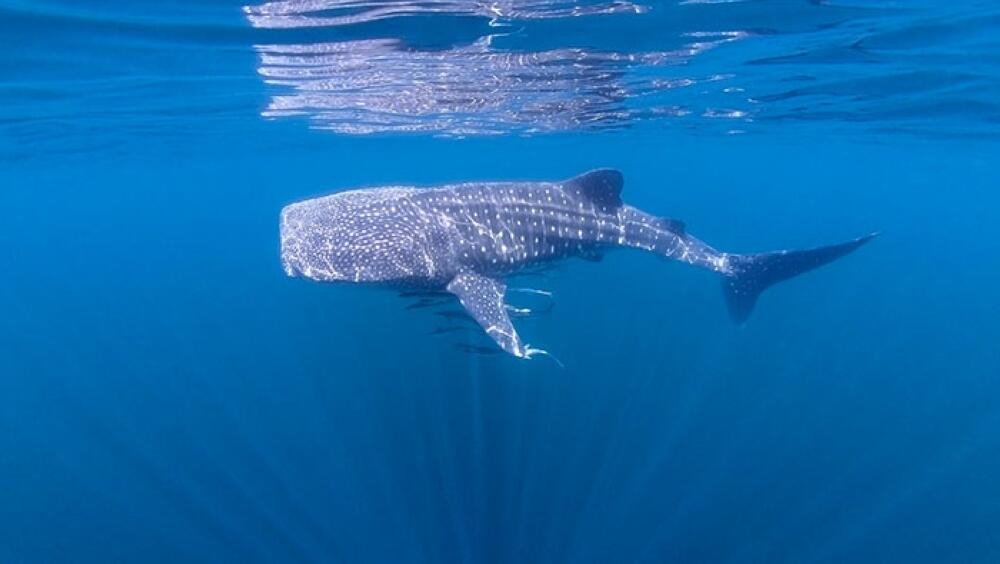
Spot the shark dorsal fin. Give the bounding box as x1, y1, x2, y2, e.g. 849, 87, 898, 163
564, 169, 623, 209
656, 217, 686, 236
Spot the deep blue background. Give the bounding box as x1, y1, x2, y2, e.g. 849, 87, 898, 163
2, 1, 999, 562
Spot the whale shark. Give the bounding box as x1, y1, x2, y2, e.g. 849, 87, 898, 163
280, 169, 876, 359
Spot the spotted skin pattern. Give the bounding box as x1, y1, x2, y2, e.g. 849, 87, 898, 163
280, 169, 735, 358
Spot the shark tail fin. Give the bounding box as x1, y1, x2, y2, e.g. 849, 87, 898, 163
721, 232, 879, 324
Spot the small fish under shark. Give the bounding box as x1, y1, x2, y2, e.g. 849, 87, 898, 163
280, 169, 877, 360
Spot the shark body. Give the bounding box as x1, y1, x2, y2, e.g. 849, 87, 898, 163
280, 170, 875, 358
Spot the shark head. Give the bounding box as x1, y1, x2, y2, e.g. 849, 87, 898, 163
280, 200, 344, 282
279, 188, 433, 284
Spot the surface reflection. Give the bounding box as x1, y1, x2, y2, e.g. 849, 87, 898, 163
245, 0, 649, 28
247, 0, 751, 136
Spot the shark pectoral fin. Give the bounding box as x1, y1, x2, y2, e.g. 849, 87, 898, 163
447, 272, 527, 358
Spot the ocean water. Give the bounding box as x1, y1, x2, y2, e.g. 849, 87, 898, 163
2, 1, 1000, 562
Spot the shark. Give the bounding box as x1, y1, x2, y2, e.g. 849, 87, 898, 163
280, 169, 876, 359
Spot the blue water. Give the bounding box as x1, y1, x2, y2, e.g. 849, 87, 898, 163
2, 1, 999, 562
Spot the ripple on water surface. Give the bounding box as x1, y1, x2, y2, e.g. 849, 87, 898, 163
0, 0, 998, 159
240, 0, 1000, 139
